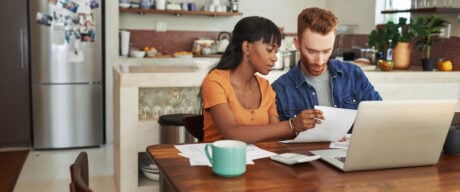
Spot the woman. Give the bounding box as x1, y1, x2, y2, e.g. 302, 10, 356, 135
202, 16, 323, 143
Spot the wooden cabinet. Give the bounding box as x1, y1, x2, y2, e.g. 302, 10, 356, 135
0, 0, 31, 147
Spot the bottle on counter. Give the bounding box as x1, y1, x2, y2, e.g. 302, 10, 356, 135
386, 39, 393, 61
379, 40, 394, 71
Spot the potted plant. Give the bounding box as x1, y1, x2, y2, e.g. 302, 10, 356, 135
411, 14, 448, 71
368, 17, 415, 70
392, 17, 415, 69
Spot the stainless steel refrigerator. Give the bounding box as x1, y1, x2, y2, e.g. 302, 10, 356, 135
29, 0, 104, 149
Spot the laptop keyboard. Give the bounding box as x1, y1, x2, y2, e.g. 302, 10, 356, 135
335, 157, 346, 163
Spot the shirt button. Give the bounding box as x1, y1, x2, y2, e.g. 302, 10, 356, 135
334, 105, 337, 107
312, 92, 316, 95
352, 99, 356, 102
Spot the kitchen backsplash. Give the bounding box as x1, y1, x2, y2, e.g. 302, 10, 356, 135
139, 87, 201, 120
129, 30, 460, 70
129, 30, 221, 54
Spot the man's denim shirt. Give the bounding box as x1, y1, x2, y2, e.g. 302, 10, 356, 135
272, 59, 382, 121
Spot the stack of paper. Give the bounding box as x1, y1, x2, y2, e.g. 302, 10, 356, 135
174, 143, 277, 166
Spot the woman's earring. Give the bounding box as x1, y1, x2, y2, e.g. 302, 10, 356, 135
246, 54, 250, 60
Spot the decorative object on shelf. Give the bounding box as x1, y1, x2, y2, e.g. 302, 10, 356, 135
412, 14, 448, 71
230, 0, 238, 12
187, 2, 197, 11
216, 31, 231, 54
139, 0, 153, 9
368, 17, 416, 70
130, 49, 145, 58
156, 0, 166, 10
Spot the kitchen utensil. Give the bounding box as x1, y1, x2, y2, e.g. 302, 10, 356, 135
216, 31, 231, 53
188, 2, 196, 11
139, 0, 153, 9
119, 3, 131, 8
120, 30, 130, 56
156, 0, 166, 10
192, 38, 215, 55
130, 49, 145, 58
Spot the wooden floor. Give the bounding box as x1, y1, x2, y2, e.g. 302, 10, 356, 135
13, 145, 117, 192
0, 150, 29, 192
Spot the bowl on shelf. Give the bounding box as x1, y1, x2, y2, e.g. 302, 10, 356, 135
119, 3, 131, 8
131, 3, 139, 8
142, 170, 159, 180
145, 49, 157, 57
130, 49, 145, 58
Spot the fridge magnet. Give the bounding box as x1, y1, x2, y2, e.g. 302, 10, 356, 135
59, 0, 79, 13
74, 29, 81, 40
52, 22, 66, 45
79, 14, 96, 42
81, 31, 95, 42
90, 0, 99, 9
76, 0, 91, 14
36, 12, 53, 26
49, 0, 58, 4
65, 29, 73, 44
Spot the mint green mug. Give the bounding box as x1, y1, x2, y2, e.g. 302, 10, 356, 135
205, 140, 247, 177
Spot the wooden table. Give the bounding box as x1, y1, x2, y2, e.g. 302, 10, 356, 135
147, 141, 460, 192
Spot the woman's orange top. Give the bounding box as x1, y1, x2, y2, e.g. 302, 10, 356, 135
201, 69, 278, 142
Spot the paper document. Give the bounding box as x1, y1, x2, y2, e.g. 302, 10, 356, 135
174, 143, 277, 166
329, 134, 352, 149
282, 106, 357, 143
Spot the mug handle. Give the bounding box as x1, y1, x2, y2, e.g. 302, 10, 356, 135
204, 143, 213, 164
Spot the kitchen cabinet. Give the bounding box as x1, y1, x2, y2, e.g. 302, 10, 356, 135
381, 7, 460, 14
119, 8, 242, 17
0, 0, 31, 147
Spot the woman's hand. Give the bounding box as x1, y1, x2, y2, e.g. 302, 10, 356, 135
292, 109, 324, 133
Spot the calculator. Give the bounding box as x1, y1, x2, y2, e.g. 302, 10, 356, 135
270, 153, 320, 165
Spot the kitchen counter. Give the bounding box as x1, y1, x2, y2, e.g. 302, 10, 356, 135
113, 60, 460, 192
117, 57, 289, 86
116, 59, 460, 108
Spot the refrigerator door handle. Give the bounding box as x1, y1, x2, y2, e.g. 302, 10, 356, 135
19, 28, 25, 69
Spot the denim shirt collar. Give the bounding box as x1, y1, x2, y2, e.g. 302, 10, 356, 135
291, 59, 344, 87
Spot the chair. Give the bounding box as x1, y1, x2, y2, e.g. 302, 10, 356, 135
181, 114, 204, 142
69, 152, 93, 192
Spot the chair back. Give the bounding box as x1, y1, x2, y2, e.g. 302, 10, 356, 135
181, 114, 204, 142
69, 152, 93, 192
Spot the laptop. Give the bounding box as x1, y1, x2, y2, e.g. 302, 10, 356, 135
310, 99, 458, 172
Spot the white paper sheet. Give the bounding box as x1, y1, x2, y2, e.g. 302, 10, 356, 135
174, 143, 277, 166
281, 106, 357, 143
329, 134, 352, 149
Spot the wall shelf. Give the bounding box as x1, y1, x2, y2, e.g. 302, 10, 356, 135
119, 8, 243, 17
382, 7, 460, 14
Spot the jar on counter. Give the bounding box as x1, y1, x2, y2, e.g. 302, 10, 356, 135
229, 0, 238, 12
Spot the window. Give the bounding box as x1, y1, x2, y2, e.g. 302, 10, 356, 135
376, 0, 411, 24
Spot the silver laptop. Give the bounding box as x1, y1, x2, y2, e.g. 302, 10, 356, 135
310, 99, 458, 172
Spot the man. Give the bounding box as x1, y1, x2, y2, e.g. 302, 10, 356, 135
272, 7, 382, 123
